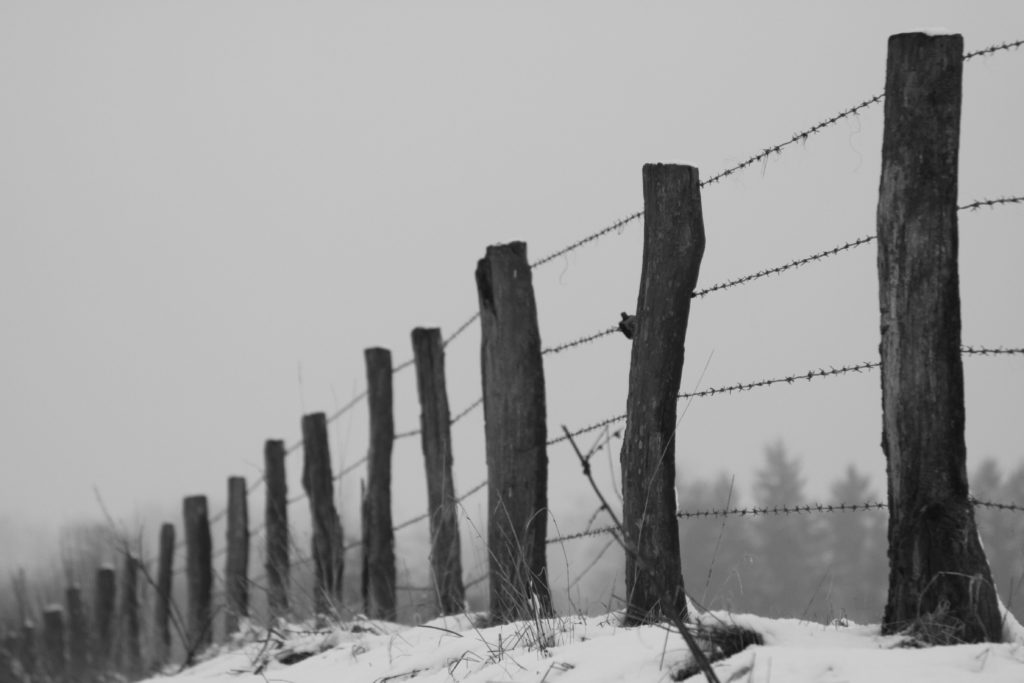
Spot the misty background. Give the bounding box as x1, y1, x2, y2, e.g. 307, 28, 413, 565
2, 0, 1022, 634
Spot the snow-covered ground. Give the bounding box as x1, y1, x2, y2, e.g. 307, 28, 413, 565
145, 607, 1024, 683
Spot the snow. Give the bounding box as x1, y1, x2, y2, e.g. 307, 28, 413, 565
141, 610, 1024, 683
905, 27, 958, 37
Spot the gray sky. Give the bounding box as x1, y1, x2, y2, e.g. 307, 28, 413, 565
2, 1, 1022, 573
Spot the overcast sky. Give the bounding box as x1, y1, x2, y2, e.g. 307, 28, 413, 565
2, 1, 1022, 574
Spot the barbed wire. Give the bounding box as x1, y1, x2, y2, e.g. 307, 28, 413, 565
547, 497, 1024, 544
962, 346, 1024, 356
443, 312, 480, 348
541, 326, 619, 355
959, 195, 1024, 211
963, 38, 1024, 61
394, 428, 421, 440
450, 397, 483, 425
530, 211, 645, 270
390, 481, 489, 534
680, 360, 880, 399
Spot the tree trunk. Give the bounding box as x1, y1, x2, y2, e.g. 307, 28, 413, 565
876, 32, 1000, 642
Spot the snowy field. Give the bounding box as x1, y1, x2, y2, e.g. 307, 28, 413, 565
146, 607, 1024, 683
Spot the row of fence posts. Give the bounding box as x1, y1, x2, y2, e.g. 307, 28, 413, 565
1, 30, 1008, 679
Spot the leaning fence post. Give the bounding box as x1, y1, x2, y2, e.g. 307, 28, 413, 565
118, 553, 142, 677
183, 495, 213, 655
225, 476, 250, 636
264, 439, 290, 620
66, 585, 88, 677
301, 413, 345, 618
475, 241, 551, 623
620, 163, 705, 625
362, 348, 397, 621
153, 523, 175, 669
876, 31, 1000, 642
412, 327, 465, 615
93, 565, 115, 672
42, 606, 65, 679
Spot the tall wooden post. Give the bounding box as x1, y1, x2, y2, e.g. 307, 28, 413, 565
183, 495, 213, 654
876, 32, 1000, 642
362, 348, 397, 621
65, 585, 88, 677
476, 241, 551, 624
19, 621, 36, 678
264, 439, 290, 620
118, 553, 142, 677
153, 523, 175, 669
301, 413, 345, 617
620, 163, 705, 625
92, 566, 115, 671
225, 476, 250, 635
42, 606, 65, 678
412, 327, 465, 615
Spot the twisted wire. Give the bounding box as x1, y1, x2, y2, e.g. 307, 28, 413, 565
679, 361, 880, 399
394, 428, 421, 440
450, 397, 483, 425
963, 38, 1024, 61
541, 326, 619, 355
962, 346, 1024, 356
443, 313, 480, 348
530, 211, 645, 270
959, 195, 1024, 211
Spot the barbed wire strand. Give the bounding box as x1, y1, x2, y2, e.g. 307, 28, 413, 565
547, 498, 1024, 544
443, 313, 480, 348
450, 397, 484, 425
539, 193, 1023, 356
963, 39, 1024, 61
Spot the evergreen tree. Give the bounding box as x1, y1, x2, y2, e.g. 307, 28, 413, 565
748, 441, 825, 618
823, 465, 886, 623
677, 473, 753, 612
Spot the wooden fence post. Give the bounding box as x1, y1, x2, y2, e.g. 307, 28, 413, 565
66, 585, 88, 677
42, 606, 65, 678
118, 554, 142, 677
183, 495, 213, 655
153, 523, 175, 668
225, 476, 250, 635
362, 348, 397, 621
619, 163, 705, 625
876, 32, 1000, 642
264, 439, 290, 620
301, 413, 345, 618
93, 565, 115, 672
19, 621, 36, 678
412, 328, 465, 615
475, 241, 551, 623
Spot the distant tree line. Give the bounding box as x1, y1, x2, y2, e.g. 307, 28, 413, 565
677, 442, 1024, 625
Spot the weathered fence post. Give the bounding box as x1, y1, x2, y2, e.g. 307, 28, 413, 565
620, 163, 705, 625
118, 553, 142, 676
42, 606, 65, 678
66, 585, 88, 677
876, 32, 1000, 642
475, 241, 551, 623
301, 413, 345, 618
19, 621, 36, 678
362, 348, 397, 621
412, 327, 465, 615
153, 523, 175, 669
183, 495, 213, 655
93, 565, 115, 671
225, 476, 249, 636
264, 439, 290, 620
